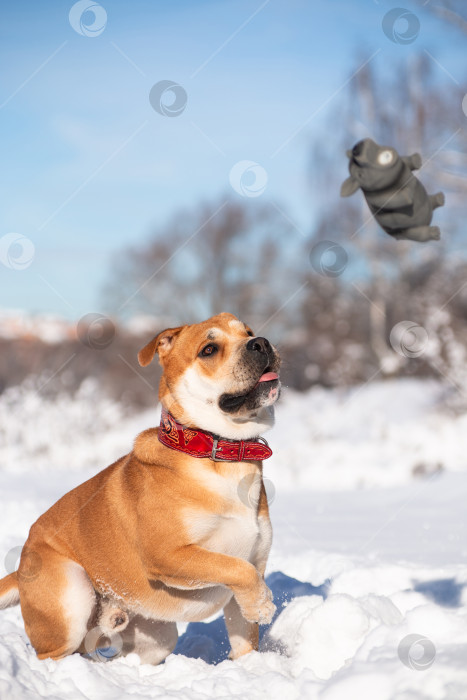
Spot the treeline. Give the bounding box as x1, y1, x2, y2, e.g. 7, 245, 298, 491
3, 243, 467, 410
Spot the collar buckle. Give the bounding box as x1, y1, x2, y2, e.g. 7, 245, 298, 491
211, 437, 222, 461
212, 437, 246, 461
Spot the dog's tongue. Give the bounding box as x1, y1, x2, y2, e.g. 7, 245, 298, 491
257, 372, 279, 383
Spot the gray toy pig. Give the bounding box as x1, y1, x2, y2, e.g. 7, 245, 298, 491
341, 138, 444, 242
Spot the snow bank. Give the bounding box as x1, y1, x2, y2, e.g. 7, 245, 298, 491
2, 377, 466, 490
268, 377, 467, 490
1, 550, 466, 699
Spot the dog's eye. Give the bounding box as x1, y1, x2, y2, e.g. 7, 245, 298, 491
200, 344, 218, 357
246, 330, 254, 337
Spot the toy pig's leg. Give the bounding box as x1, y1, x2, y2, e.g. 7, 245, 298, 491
430, 192, 445, 209
393, 226, 440, 242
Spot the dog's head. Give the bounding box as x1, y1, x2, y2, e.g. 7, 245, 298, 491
341, 138, 403, 195
138, 312, 281, 439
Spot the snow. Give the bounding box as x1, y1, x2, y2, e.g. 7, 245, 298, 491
1, 378, 467, 699
0, 309, 169, 344
0, 309, 75, 344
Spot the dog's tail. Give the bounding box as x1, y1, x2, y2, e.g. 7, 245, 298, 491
0, 572, 20, 609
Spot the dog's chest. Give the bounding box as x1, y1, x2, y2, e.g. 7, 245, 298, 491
183, 464, 262, 561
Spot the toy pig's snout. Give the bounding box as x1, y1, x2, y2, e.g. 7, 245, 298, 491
352, 141, 364, 158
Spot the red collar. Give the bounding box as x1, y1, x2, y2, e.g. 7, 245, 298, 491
158, 408, 273, 461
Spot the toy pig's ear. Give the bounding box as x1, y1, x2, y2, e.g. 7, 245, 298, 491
340, 176, 360, 197
138, 326, 186, 366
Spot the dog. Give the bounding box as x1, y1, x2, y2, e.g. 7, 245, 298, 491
0, 313, 281, 665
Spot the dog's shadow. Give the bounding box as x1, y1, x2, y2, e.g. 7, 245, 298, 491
173, 571, 330, 664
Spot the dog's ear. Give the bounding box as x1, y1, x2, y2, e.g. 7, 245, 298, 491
138, 326, 186, 366
340, 176, 360, 197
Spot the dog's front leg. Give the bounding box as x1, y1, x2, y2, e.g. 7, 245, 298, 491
225, 482, 274, 660
150, 546, 275, 625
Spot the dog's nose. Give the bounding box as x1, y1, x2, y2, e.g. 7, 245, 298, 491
352, 141, 364, 157
247, 337, 271, 355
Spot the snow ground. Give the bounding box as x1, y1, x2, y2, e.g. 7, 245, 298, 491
0, 378, 466, 699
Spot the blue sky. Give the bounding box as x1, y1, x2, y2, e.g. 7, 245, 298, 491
0, 0, 465, 319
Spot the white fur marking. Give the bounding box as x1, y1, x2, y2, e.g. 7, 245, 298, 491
207, 327, 225, 339
183, 466, 261, 561
176, 366, 275, 440
63, 562, 95, 652
228, 319, 245, 331
0, 586, 20, 609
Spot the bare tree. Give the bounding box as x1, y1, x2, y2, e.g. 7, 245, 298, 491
425, 1, 467, 37
305, 46, 467, 377
103, 198, 303, 335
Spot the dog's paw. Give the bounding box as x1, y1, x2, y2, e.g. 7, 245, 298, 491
256, 595, 276, 625
228, 641, 256, 660
238, 582, 276, 625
